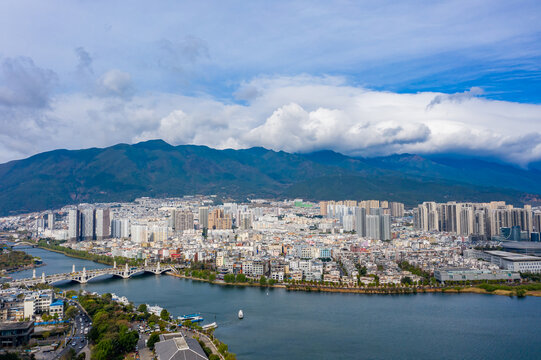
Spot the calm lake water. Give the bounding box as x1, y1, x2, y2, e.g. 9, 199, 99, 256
13, 246, 541, 359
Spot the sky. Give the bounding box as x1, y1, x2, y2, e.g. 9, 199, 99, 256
0, 0, 540, 166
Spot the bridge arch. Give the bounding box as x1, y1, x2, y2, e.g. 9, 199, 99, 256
49, 278, 84, 285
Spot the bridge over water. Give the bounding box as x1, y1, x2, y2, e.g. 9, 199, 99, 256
9, 260, 175, 287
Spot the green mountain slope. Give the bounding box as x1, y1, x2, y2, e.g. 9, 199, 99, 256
0, 140, 539, 215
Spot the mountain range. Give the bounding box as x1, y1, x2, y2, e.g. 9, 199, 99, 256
0, 139, 539, 216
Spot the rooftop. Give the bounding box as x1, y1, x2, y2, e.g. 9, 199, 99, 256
155, 332, 208, 360
50, 300, 64, 307
0, 321, 34, 330
485, 250, 541, 261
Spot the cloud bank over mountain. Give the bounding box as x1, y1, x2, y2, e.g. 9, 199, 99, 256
0, 73, 539, 166
0, 1, 540, 165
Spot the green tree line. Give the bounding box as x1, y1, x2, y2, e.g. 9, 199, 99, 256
38, 239, 142, 267
79, 293, 139, 360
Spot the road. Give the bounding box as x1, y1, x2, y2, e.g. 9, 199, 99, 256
137, 333, 153, 360
51, 300, 93, 360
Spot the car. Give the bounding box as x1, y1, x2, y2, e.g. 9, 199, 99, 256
71, 342, 76, 346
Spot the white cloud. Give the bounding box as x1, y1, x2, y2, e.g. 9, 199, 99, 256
0, 75, 540, 166
96, 69, 134, 98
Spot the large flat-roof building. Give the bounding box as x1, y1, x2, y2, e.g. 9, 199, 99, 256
482, 250, 541, 273
434, 268, 520, 283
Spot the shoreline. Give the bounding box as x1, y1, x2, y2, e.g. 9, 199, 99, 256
35, 245, 114, 267
4, 262, 45, 275
24, 247, 541, 298
167, 272, 541, 298
167, 272, 287, 289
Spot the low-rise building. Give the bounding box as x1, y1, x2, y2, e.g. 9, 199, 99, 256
49, 300, 64, 318
0, 321, 34, 347
154, 332, 208, 360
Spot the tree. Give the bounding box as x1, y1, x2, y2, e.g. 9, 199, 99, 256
359, 266, 367, 276
182, 320, 193, 328
137, 303, 148, 313
92, 338, 113, 360
224, 274, 235, 283
148, 314, 160, 324
160, 309, 170, 321
65, 306, 78, 319
147, 332, 161, 350
236, 274, 247, 283
61, 348, 77, 360
259, 276, 267, 286
401, 276, 413, 285
209, 273, 216, 282
218, 343, 228, 354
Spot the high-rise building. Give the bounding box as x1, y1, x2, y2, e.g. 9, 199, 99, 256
414, 201, 533, 239
354, 207, 366, 236
474, 210, 486, 236
390, 202, 405, 217
239, 213, 252, 230
534, 212, 541, 233
380, 214, 391, 240
343, 215, 355, 232
208, 209, 232, 229
95, 208, 110, 240
46, 212, 54, 230
131, 224, 148, 243
36, 217, 45, 230
173, 210, 194, 232
369, 207, 384, 216
120, 218, 130, 238
319, 201, 328, 216
111, 219, 122, 238
68, 209, 80, 241
459, 206, 474, 236
149, 226, 168, 242
366, 215, 380, 240
199, 207, 209, 229
81, 208, 95, 240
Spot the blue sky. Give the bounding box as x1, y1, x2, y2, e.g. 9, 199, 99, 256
0, 0, 540, 164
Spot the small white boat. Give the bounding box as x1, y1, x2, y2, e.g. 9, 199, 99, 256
238, 310, 244, 319
202, 322, 218, 330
